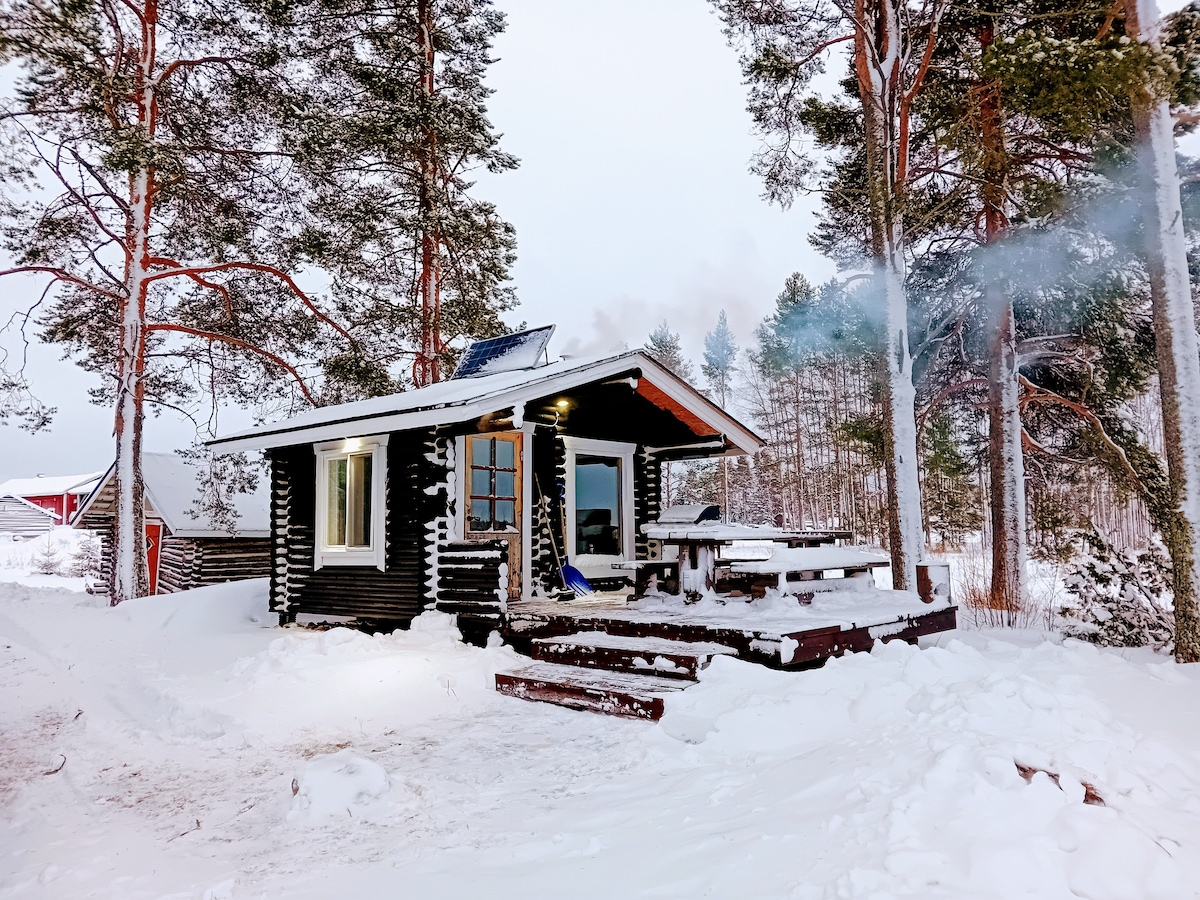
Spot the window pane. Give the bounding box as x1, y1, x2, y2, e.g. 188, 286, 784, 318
470, 498, 492, 531
347, 453, 372, 548
495, 469, 515, 499
471, 437, 492, 467
495, 438, 515, 469
327, 458, 347, 547
494, 499, 516, 529
576, 456, 621, 556
471, 467, 492, 497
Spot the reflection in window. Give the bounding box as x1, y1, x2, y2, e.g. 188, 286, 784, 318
576, 455, 621, 556
468, 436, 518, 531
326, 452, 373, 548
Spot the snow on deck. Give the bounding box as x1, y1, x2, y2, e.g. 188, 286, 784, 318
512, 587, 947, 636
534, 631, 739, 657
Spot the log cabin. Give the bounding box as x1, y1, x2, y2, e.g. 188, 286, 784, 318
207, 328, 763, 636
0, 493, 60, 539
207, 327, 957, 719
75, 452, 270, 595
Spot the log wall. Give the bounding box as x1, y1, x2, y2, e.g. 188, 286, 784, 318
269, 429, 439, 626
0, 498, 56, 538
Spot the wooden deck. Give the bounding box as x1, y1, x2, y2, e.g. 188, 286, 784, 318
490, 592, 957, 719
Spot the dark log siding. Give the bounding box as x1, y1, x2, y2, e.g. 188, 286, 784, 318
434, 538, 508, 614
528, 428, 567, 595
156, 534, 195, 593
158, 536, 271, 594
270, 429, 439, 625
633, 447, 663, 561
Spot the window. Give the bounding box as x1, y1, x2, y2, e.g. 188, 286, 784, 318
314, 435, 388, 570
468, 435, 519, 532
562, 437, 635, 573
576, 456, 622, 556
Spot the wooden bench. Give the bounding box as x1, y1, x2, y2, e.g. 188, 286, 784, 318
728, 547, 890, 598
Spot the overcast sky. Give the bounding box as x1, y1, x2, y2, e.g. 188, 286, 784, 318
0, 0, 833, 482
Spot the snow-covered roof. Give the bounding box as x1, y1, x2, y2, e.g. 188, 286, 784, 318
208, 351, 765, 456
76, 453, 269, 538
0, 472, 103, 498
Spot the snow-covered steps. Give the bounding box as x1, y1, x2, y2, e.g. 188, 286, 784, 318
529, 631, 737, 680
494, 661, 692, 720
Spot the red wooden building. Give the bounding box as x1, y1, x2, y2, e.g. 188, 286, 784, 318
0, 472, 103, 525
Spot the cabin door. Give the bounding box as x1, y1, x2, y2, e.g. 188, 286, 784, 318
145, 520, 164, 595
463, 432, 522, 601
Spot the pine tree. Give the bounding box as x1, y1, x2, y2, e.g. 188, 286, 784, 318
644, 321, 695, 382
0, 0, 517, 602
921, 414, 982, 549
702, 311, 738, 408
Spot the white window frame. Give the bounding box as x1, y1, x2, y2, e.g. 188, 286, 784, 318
314, 434, 389, 571
563, 436, 636, 576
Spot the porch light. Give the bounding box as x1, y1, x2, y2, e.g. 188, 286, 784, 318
555, 399, 570, 409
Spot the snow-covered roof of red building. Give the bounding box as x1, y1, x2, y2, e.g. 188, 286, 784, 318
0, 472, 103, 499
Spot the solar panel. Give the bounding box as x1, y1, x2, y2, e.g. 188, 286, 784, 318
450, 325, 556, 380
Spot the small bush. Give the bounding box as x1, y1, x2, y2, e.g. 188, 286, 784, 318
1059, 531, 1173, 652
65, 533, 101, 579
30, 536, 63, 576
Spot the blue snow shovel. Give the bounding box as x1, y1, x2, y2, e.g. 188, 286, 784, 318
557, 484, 593, 596
536, 476, 591, 597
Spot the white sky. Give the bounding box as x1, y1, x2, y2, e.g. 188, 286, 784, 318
0, 0, 832, 482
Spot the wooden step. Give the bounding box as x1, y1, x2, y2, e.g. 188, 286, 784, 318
530, 631, 736, 680
494, 662, 691, 720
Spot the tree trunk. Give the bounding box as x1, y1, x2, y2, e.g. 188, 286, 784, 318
1128, 0, 1200, 662
415, 0, 441, 387
111, 8, 158, 603
112, 278, 149, 603
978, 19, 1026, 620
854, 0, 925, 590
881, 245, 924, 590
986, 287, 1026, 619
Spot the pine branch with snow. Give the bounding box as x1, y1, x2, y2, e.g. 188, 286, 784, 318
1061, 532, 1174, 652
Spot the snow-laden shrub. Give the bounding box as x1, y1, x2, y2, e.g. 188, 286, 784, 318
30, 536, 63, 576
1059, 532, 1173, 652
64, 533, 101, 579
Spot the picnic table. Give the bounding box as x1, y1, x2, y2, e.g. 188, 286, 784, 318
628, 521, 863, 599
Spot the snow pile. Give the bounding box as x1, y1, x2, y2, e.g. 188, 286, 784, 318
659, 636, 1200, 898
0, 527, 94, 590
289, 749, 411, 824
3, 577, 1200, 899
118, 577, 271, 635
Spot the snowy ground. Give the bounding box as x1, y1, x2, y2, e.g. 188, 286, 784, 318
3, 570, 1200, 898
